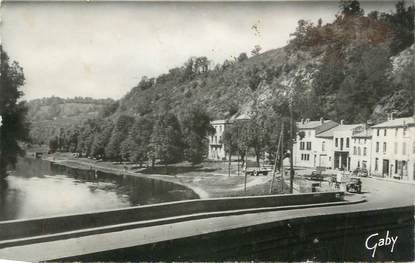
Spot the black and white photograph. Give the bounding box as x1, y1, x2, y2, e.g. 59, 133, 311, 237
0, 0, 414, 261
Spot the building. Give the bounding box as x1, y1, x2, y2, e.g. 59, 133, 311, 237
314, 121, 365, 170
293, 118, 339, 168
208, 119, 229, 160
207, 114, 251, 161
350, 126, 372, 171
370, 115, 415, 182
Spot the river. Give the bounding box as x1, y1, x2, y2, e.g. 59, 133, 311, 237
0, 158, 198, 221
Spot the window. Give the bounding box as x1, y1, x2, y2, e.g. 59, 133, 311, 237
413, 141, 415, 154
394, 142, 398, 154
306, 142, 312, 150
340, 138, 344, 150
403, 142, 406, 155
364, 139, 367, 144
322, 141, 325, 152
395, 160, 398, 174
363, 147, 367, 156
384, 129, 387, 136
353, 147, 357, 155
403, 128, 407, 136
358, 147, 361, 156
377, 129, 380, 136
395, 128, 398, 137
346, 138, 350, 148
375, 158, 378, 170
376, 142, 379, 153
335, 138, 338, 147
300, 142, 305, 150
383, 142, 387, 153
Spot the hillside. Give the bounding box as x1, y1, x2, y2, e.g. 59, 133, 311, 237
27, 97, 114, 144
112, 3, 413, 124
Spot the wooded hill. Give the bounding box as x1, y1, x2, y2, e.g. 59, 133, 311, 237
112, 1, 414, 124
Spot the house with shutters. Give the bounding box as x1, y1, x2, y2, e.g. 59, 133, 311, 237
293, 118, 339, 168
370, 115, 415, 182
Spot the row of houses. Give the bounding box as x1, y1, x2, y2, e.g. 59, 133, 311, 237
294, 115, 415, 182
206, 113, 415, 182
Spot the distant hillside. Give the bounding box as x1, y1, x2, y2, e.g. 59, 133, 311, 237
27, 97, 114, 144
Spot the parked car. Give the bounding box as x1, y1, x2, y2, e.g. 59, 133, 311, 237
305, 170, 325, 181
358, 169, 369, 177
346, 177, 362, 193
243, 160, 271, 176
352, 168, 368, 177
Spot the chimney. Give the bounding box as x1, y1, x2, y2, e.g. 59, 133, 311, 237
390, 112, 395, 120
340, 120, 344, 125
305, 118, 310, 123
320, 117, 324, 124
301, 118, 304, 124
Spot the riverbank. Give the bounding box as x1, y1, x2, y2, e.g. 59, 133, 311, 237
39, 152, 289, 199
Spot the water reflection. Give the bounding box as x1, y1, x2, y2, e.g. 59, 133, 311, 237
0, 158, 198, 221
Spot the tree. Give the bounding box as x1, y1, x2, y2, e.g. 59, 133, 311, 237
0, 46, 29, 179
120, 116, 153, 166
105, 115, 134, 162
251, 45, 262, 56
150, 113, 184, 166
90, 121, 113, 159
339, 0, 364, 18
222, 125, 238, 176
237, 52, 248, 62
48, 136, 59, 153
182, 105, 214, 165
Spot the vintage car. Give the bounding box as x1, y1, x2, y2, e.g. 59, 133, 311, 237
243, 160, 272, 176
346, 177, 362, 193
305, 169, 325, 181
352, 168, 368, 177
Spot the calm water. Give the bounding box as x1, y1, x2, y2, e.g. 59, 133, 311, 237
0, 158, 198, 221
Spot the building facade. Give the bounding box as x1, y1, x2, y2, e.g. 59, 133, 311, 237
370, 116, 415, 182
350, 127, 372, 171
208, 119, 229, 160
315, 122, 365, 171
293, 118, 339, 168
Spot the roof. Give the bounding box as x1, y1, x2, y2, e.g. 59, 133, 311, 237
316, 124, 363, 138
210, 119, 229, 125
352, 128, 372, 138
296, 119, 339, 135
296, 120, 324, 129
372, 117, 415, 128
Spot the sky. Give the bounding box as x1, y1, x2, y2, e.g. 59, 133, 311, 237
1, 1, 399, 101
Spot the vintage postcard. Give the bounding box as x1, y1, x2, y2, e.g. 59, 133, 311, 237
0, 0, 414, 261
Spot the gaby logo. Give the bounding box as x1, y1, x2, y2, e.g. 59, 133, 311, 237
365, 231, 398, 258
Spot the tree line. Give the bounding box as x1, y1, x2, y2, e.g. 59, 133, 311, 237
48, 105, 215, 167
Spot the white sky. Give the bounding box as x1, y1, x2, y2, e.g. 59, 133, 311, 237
1, 1, 398, 100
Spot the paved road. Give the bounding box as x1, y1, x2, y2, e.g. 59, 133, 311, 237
0, 177, 414, 261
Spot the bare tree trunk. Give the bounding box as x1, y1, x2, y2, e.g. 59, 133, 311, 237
289, 103, 294, 194
228, 152, 231, 177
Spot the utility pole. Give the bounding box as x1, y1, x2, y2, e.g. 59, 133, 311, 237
237, 126, 240, 176
269, 124, 283, 194
280, 122, 285, 192
289, 97, 295, 194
